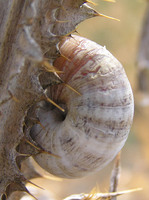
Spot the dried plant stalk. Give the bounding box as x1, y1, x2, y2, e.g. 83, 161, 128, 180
0, 0, 100, 198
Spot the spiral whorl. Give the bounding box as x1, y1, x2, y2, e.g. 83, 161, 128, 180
30, 35, 134, 178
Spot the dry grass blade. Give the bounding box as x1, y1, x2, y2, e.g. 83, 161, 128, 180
64, 188, 142, 200
64, 152, 142, 200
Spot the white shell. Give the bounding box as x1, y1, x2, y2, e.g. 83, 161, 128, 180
30, 35, 134, 178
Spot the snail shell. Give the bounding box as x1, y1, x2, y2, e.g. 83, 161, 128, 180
30, 35, 134, 178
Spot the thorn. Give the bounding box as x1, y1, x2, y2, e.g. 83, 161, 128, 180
1, 193, 7, 200
42, 60, 64, 74
56, 42, 71, 62
60, 53, 71, 62
46, 96, 65, 112
5, 180, 37, 200
25, 138, 60, 158
27, 180, 44, 190
103, 0, 116, 2
26, 117, 46, 130
62, 28, 78, 37
26, 189, 38, 200
64, 83, 81, 96
56, 43, 71, 62
8, 90, 20, 103
18, 153, 32, 157
11, 96, 20, 103
73, 29, 80, 35
39, 150, 60, 158
86, 0, 97, 6
96, 12, 120, 21
37, 120, 46, 130
24, 138, 42, 151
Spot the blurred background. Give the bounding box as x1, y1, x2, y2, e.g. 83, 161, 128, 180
25, 0, 149, 199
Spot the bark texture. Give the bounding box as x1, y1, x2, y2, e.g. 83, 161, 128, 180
0, 0, 98, 199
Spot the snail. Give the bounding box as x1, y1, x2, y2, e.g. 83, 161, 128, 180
30, 35, 134, 178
